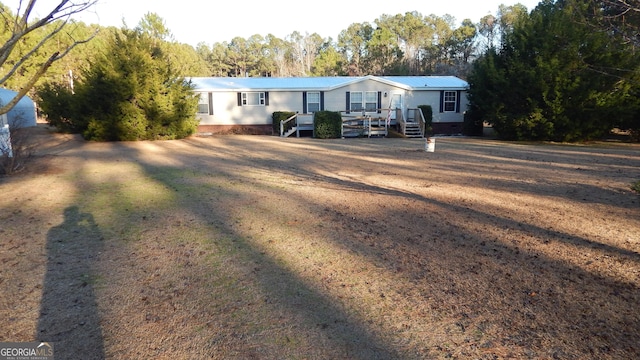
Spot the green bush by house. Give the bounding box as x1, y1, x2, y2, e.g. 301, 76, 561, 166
272, 111, 296, 134
313, 111, 342, 139
418, 105, 433, 136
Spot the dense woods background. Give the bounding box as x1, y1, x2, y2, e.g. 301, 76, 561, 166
1, 0, 639, 141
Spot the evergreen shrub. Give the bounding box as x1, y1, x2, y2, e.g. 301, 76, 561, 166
418, 105, 433, 136
272, 111, 296, 134
463, 110, 483, 136
313, 111, 342, 139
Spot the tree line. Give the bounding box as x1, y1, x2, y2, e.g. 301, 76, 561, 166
1, 0, 638, 142
2, 2, 531, 93
193, 7, 531, 78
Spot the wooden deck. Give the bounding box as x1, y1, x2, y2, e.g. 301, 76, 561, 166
341, 115, 389, 138
280, 109, 426, 138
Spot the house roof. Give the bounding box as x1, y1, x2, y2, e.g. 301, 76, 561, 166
0, 88, 37, 127
379, 76, 469, 90
0, 88, 35, 109
190, 75, 468, 92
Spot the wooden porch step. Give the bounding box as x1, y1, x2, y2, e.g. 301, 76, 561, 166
404, 122, 423, 138
282, 126, 297, 137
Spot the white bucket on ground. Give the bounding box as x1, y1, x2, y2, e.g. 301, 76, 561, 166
425, 137, 435, 152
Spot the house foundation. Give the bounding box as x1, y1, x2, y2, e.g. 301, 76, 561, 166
197, 125, 273, 135
432, 122, 463, 135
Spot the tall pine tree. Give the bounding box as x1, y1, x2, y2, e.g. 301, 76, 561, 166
468, 0, 639, 141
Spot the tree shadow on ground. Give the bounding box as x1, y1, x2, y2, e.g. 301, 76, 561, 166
38, 135, 637, 358
160, 136, 640, 357
127, 155, 404, 359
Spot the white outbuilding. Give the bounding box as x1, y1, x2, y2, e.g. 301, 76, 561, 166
0, 88, 37, 128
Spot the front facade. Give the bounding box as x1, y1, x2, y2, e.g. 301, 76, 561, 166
191, 75, 469, 135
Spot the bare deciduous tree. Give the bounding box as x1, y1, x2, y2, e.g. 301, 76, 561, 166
594, 0, 640, 46
0, 0, 97, 115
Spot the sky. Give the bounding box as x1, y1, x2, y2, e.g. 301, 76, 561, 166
26, 0, 542, 47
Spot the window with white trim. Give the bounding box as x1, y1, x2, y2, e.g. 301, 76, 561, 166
307, 92, 320, 112
350, 91, 363, 112
197, 92, 211, 115
242, 92, 265, 106
443, 91, 457, 112
365, 91, 377, 112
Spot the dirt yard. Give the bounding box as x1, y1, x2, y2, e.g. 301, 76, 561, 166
1, 126, 639, 359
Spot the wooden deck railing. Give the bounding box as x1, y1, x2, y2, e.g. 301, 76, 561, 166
340, 110, 391, 138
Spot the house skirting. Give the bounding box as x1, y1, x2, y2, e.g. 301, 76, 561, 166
197, 125, 273, 135
197, 123, 464, 136
432, 122, 463, 135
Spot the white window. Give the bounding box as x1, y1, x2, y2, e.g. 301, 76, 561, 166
242, 92, 265, 106
350, 91, 363, 112
197, 92, 211, 115
350, 91, 378, 112
444, 91, 457, 112
307, 92, 320, 113
365, 91, 377, 112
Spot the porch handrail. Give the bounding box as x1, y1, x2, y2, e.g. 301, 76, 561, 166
411, 108, 427, 138
279, 113, 297, 137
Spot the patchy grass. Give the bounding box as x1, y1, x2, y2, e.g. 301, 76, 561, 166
1, 132, 639, 359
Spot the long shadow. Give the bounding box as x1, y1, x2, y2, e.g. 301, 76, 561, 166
195, 138, 640, 344
419, 140, 640, 211
152, 137, 640, 265
264, 157, 640, 355
221, 143, 640, 355
108, 136, 639, 357
37, 206, 105, 360
295, 162, 640, 264
125, 152, 403, 359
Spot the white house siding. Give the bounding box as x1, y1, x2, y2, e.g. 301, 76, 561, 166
325, 79, 408, 115
406, 91, 436, 113
321, 90, 345, 113
197, 91, 305, 126
459, 93, 470, 115
272, 91, 305, 114
196, 91, 227, 125
408, 90, 468, 123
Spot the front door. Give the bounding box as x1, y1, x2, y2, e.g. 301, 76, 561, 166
388, 92, 403, 122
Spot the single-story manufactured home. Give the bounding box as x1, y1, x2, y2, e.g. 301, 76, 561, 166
190, 75, 469, 136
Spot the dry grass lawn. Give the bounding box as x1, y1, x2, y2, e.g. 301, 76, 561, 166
1, 125, 639, 359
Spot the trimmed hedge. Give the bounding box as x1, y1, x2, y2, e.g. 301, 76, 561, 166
272, 111, 296, 134
418, 105, 433, 136
313, 111, 342, 139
